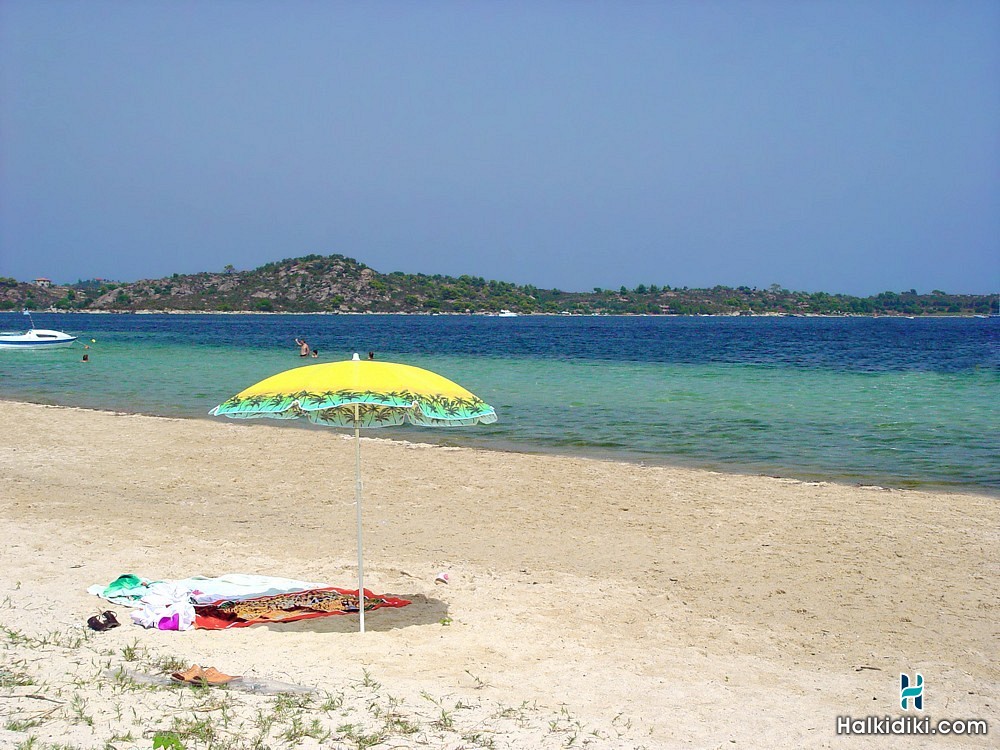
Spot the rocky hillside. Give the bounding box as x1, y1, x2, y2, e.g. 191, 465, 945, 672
1, 255, 538, 314
1, 255, 995, 316
86, 255, 390, 313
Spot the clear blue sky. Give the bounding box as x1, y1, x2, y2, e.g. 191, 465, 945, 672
1, 1, 997, 295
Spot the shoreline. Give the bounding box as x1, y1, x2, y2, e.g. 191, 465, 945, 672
1, 399, 997, 747
4, 395, 997, 499
10, 307, 995, 318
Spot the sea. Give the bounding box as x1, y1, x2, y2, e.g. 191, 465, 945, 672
1, 311, 997, 495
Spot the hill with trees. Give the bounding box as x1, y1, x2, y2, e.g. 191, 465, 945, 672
1, 254, 995, 316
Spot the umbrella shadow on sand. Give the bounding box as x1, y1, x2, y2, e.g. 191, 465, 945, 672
256, 594, 450, 634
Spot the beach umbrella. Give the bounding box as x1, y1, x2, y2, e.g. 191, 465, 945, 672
210, 353, 497, 632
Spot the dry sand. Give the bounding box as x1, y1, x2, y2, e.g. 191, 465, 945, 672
0, 400, 996, 749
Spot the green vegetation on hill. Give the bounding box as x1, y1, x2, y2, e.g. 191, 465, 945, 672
0, 257, 995, 316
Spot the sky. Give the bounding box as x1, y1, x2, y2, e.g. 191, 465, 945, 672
1, 1, 997, 296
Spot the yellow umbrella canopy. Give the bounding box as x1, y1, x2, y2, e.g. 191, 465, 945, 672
211, 357, 497, 428
210, 354, 497, 632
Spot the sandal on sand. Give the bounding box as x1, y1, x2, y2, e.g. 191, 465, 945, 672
87, 611, 121, 632
87, 615, 107, 631
201, 667, 239, 685
171, 665, 205, 684
170, 665, 239, 686
101, 611, 121, 629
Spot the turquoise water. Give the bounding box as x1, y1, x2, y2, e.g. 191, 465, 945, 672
1, 312, 997, 493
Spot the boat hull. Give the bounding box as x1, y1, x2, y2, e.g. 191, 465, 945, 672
0, 330, 78, 349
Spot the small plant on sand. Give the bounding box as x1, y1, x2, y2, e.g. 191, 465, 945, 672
465, 669, 489, 689
120, 638, 141, 661
152, 732, 185, 750
273, 692, 314, 714
109, 667, 146, 693
1, 625, 30, 646
2, 625, 83, 650
319, 690, 345, 711
69, 693, 94, 726
168, 715, 219, 746
494, 700, 536, 727
336, 722, 388, 748
366, 694, 419, 737
251, 705, 278, 738
5, 718, 44, 732
462, 731, 498, 749
40, 629, 86, 649
611, 711, 633, 731
279, 715, 331, 744
384, 711, 419, 736
433, 707, 455, 730
544, 705, 600, 747
0, 663, 35, 688
359, 668, 381, 690
152, 654, 190, 674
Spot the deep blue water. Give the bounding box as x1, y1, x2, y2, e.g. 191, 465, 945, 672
1, 312, 997, 493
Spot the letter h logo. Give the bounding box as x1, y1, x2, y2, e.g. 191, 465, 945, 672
900, 673, 923, 710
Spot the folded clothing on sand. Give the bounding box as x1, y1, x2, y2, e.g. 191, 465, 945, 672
129, 581, 197, 631
86, 574, 156, 605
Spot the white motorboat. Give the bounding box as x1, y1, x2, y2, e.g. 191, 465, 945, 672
497, 309, 519, 317
0, 311, 77, 349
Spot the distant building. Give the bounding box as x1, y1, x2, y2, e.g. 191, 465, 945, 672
34, 278, 52, 288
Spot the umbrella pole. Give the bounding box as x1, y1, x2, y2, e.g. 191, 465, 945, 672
354, 406, 365, 633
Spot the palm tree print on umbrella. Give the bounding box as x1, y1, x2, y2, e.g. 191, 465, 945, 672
217, 389, 493, 426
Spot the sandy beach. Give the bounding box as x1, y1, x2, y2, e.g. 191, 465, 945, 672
0, 399, 996, 749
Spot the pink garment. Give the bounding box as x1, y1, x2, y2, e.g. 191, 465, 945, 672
129, 582, 196, 631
